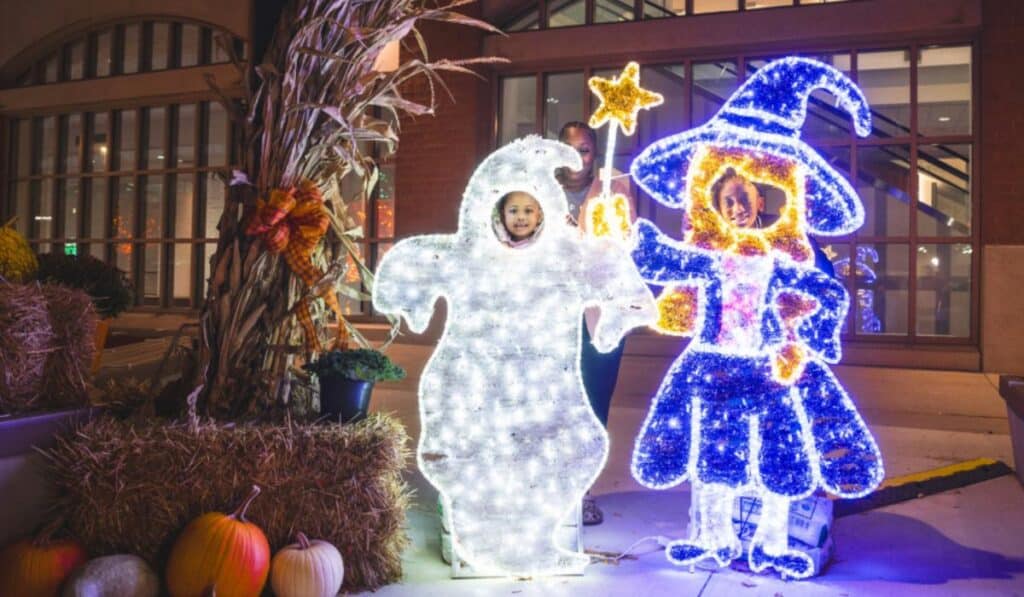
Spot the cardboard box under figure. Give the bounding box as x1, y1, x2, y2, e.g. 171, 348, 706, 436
627, 57, 885, 580
373, 136, 656, 578
732, 495, 835, 576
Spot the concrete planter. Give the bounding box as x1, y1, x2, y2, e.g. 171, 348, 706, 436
999, 376, 1024, 486
0, 408, 94, 545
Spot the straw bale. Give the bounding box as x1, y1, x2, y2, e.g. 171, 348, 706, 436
42, 413, 411, 592
0, 282, 95, 414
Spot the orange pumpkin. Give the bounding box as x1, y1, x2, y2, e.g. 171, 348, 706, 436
0, 536, 87, 597
165, 485, 271, 597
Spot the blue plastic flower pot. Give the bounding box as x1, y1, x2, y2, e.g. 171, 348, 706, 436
319, 376, 374, 424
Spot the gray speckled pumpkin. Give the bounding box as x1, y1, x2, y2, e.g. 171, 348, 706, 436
62, 554, 158, 597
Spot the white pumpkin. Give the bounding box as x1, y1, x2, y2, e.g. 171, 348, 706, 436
270, 533, 344, 597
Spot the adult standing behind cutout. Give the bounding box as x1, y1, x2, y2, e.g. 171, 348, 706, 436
556, 121, 637, 525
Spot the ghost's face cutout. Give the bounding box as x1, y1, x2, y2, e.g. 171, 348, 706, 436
498, 191, 544, 242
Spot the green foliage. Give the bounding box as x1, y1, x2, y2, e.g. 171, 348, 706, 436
305, 348, 406, 383
36, 253, 134, 318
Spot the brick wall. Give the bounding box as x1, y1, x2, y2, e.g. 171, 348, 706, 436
980, 0, 1024, 245
394, 8, 492, 238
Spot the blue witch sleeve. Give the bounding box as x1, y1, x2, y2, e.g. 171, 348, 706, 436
631, 218, 717, 286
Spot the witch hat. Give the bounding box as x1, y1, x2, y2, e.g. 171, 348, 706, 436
630, 57, 871, 235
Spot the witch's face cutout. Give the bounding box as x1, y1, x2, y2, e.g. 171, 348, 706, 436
715, 177, 764, 230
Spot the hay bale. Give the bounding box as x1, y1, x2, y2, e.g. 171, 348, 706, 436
0, 281, 96, 414
42, 414, 411, 592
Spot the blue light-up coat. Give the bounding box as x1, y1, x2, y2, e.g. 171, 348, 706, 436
629, 221, 882, 498
628, 58, 884, 501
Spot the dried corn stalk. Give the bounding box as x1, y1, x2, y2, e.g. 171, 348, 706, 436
193, 0, 502, 419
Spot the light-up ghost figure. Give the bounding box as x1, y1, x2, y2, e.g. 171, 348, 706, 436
373, 136, 656, 577
628, 57, 884, 579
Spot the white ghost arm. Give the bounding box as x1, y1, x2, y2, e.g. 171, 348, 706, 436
372, 235, 451, 333
581, 239, 658, 353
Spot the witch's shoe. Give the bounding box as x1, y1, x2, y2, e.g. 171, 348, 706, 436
666, 540, 740, 568
748, 543, 815, 579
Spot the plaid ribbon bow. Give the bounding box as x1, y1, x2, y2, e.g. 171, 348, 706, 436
246, 180, 348, 352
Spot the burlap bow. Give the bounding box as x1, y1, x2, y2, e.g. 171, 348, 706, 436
246, 180, 348, 352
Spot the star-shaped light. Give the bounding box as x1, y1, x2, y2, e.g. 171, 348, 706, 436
588, 62, 664, 136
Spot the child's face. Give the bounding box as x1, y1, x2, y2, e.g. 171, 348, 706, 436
502, 192, 543, 241
716, 178, 764, 229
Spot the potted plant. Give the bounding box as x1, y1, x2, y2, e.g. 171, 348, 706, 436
304, 349, 405, 423
34, 253, 134, 373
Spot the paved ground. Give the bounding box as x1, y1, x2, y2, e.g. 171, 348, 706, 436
92, 325, 1024, 595
364, 342, 1024, 597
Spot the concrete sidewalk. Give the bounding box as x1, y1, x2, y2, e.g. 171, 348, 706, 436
365, 342, 1024, 596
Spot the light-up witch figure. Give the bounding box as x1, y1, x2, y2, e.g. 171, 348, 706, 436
834, 246, 882, 333
373, 136, 656, 577
628, 58, 884, 579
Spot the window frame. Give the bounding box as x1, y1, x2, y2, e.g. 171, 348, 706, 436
491, 40, 980, 346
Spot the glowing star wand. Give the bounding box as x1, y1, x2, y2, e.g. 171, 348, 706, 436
585, 62, 663, 240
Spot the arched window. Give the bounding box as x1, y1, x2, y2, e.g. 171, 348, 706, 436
11, 20, 244, 87
4, 19, 244, 310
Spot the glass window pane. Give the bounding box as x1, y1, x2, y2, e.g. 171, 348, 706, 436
37, 179, 55, 239
499, 76, 537, 146
147, 107, 166, 168
544, 72, 584, 140
208, 102, 229, 166
88, 244, 105, 261
89, 177, 108, 240
916, 243, 971, 337
822, 243, 856, 333
918, 46, 971, 137
118, 109, 137, 170
151, 23, 170, 70
858, 49, 911, 139
41, 116, 57, 174
177, 104, 196, 167
181, 24, 201, 67
505, 9, 540, 31
42, 54, 58, 83
63, 178, 81, 239
918, 144, 970, 237
67, 40, 85, 80
64, 114, 83, 174
595, 0, 633, 23
113, 178, 136, 271
856, 243, 908, 335
694, 0, 739, 13
174, 174, 194, 238
212, 31, 231, 63
96, 30, 113, 77
856, 145, 910, 237
548, 0, 585, 28
693, 61, 739, 126
143, 244, 161, 303
204, 173, 225, 239
338, 245, 365, 315
90, 112, 110, 172
144, 177, 164, 238
15, 119, 31, 178
172, 243, 193, 306
13, 181, 30, 235
376, 164, 395, 238
203, 243, 217, 290
123, 24, 141, 74
645, 0, 686, 18
746, 0, 794, 7
639, 64, 686, 146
